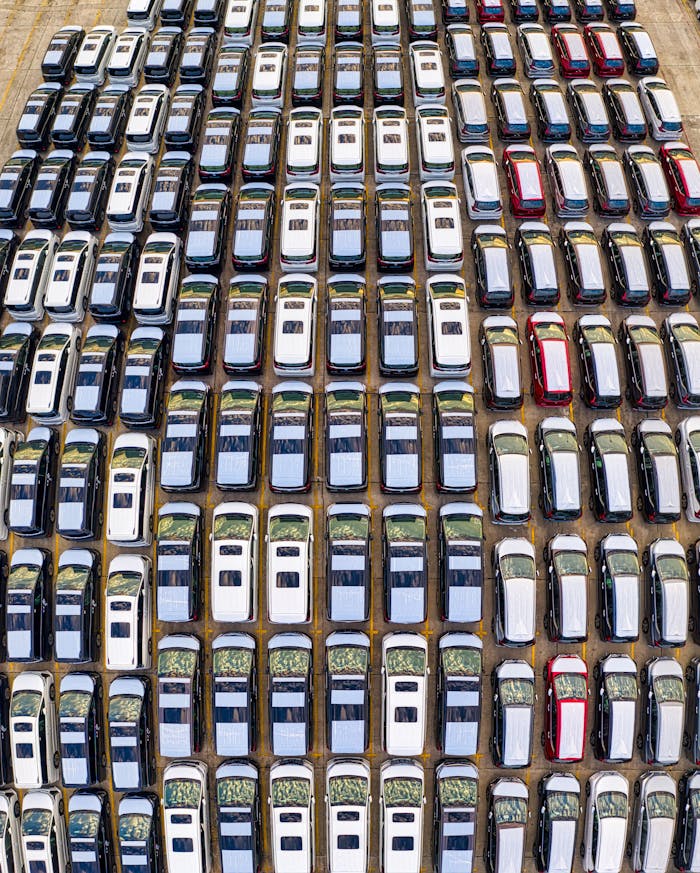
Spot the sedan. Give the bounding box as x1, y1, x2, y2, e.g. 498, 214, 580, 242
552, 25, 591, 78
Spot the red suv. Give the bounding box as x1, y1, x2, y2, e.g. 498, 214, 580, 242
544, 654, 588, 762
527, 311, 573, 406
503, 145, 546, 217
660, 141, 700, 216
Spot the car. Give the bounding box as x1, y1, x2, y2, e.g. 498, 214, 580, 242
223, 275, 267, 374
620, 315, 668, 409
127, 0, 163, 28
370, 0, 401, 42
574, 314, 622, 408
538, 422, 582, 525
676, 772, 700, 873
251, 43, 288, 107
143, 27, 183, 85
593, 653, 637, 762
527, 312, 573, 407
104, 554, 152, 670
149, 152, 193, 232
240, 108, 281, 181
560, 220, 606, 304
132, 232, 181, 325
86, 85, 131, 153
42, 25, 84, 83
223, 0, 258, 42
510, 0, 539, 19
325, 275, 366, 374
184, 183, 230, 271
8, 427, 58, 538
67, 791, 116, 873
210, 502, 258, 623
475, 0, 505, 20
379, 759, 425, 873
585, 23, 625, 76
179, 25, 217, 86
124, 85, 170, 156
382, 504, 428, 624
405, 0, 437, 39
162, 761, 211, 872
658, 141, 700, 215
159, 380, 209, 493
58, 673, 104, 787
156, 635, 203, 758
461, 146, 502, 220
379, 382, 421, 493
425, 274, 470, 377
493, 538, 536, 646
106, 152, 155, 233
433, 763, 478, 873
503, 144, 545, 217
376, 184, 414, 271
119, 326, 169, 429
515, 220, 559, 305
329, 108, 365, 181
0, 149, 39, 228
633, 419, 681, 523
74, 25, 117, 85
488, 420, 530, 524
619, 22, 659, 75
445, 24, 479, 77
324, 382, 367, 491
372, 45, 403, 105
171, 274, 218, 374
374, 107, 410, 181
437, 503, 482, 623
603, 79, 646, 142
50, 83, 97, 149
481, 24, 516, 76
0, 790, 22, 873
88, 232, 139, 324
231, 183, 275, 271
546, 144, 589, 217
164, 85, 205, 153
493, 78, 533, 141
641, 656, 685, 762
530, 78, 571, 142
686, 218, 700, 293
10, 672, 59, 787
291, 44, 324, 106
325, 759, 370, 873
211, 633, 257, 757
0, 322, 35, 421
377, 276, 419, 375
16, 83, 63, 151
518, 23, 555, 77
65, 151, 114, 231
336, 0, 363, 38
107, 675, 155, 790
480, 316, 522, 411
472, 224, 514, 307
267, 633, 313, 755
382, 632, 429, 755
215, 761, 261, 873
296, 0, 328, 41
638, 76, 682, 141
44, 230, 97, 320
212, 44, 249, 107
269, 760, 314, 873
279, 183, 320, 272
686, 661, 700, 764
198, 108, 240, 181
329, 184, 366, 269
573, 0, 604, 19
542, 0, 572, 20
56, 428, 105, 540
268, 381, 313, 494
5, 548, 52, 662
491, 659, 535, 766
53, 549, 100, 663
325, 631, 370, 753
266, 503, 313, 623
582, 773, 629, 873
601, 222, 649, 305
433, 382, 476, 492
587, 419, 633, 527
437, 632, 483, 756
324, 502, 372, 625
645, 539, 689, 648
630, 772, 676, 873
568, 79, 612, 145
106, 433, 156, 547
155, 502, 201, 623
117, 793, 163, 873
535, 774, 581, 873
624, 145, 671, 219
486, 779, 529, 873
0, 228, 18, 301
588, 141, 632, 214
452, 79, 489, 142
552, 24, 591, 78
20, 789, 69, 873
544, 654, 588, 763
26, 150, 75, 230
644, 220, 692, 305
214, 381, 261, 491
678, 417, 700, 522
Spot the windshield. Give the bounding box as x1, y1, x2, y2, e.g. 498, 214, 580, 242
438, 777, 477, 808
441, 647, 481, 676
653, 676, 684, 703
605, 673, 637, 701
383, 778, 422, 808
213, 512, 253, 541
598, 792, 627, 818
328, 775, 368, 806
547, 792, 579, 820
553, 673, 587, 700
656, 555, 688, 583
269, 647, 310, 678
217, 777, 256, 808
608, 551, 639, 577
213, 647, 253, 678
494, 798, 528, 825
271, 777, 310, 808
501, 678, 534, 706
647, 792, 676, 819
554, 551, 588, 577
327, 645, 369, 675
163, 779, 201, 809
500, 554, 535, 580
385, 647, 426, 676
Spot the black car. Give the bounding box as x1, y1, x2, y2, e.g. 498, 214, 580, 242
541, 0, 572, 19
592, 654, 638, 761
16, 82, 63, 151
0, 321, 36, 421
445, 25, 479, 77
535, 774, 581, 873
573, 0, 604, 19
481, 25, 517, 76
334, 44, 365, 106
172, 275, 218, 374
50, 84, 97, 151
291, 44, 325, 107
72, 325, 123, 425
515, 221, 559, 305
603, 0, 635, 18
685, 660, 700, 765
560, 222, 606, 305
87, 85, 132, 153
684, 220, 700, 294
184, 183, 230, 271
618, 23, 659, 75
644, 222, 692, 306
5, 547, 53, 662
240, 108, 282, 181
574, 315, 622, 409
148, 152, 193, 232
530, 80, 571, 143
65, 150, 114, 231
231, 183, 276, 271
215, 381, 262, 490
59, 673, 105, 786
41, 25, 84, 83
26, 148, 75, 229
144, 26, 184, 85
619, 316, 668, 410
0, 673, 11, 783
119, 327, 170, 429
675, 771, 700, 873
179, 27, 217, 85
212, 45, 250, 107
54, 549, 101, 663
585, 146, 631, 217
601, 223, 649, 306
195, 0, 225, 24
89, 232, 140, 323
223, 277, 268, 375
0, 149, 40, 228
117, 793, 163, 873
156, 504, 202, 623
0, 230, 18, 303
199, 107, 240, 181
603, 80, 647, 142
8, 427, 59, 538
57, 429, 106, 540
632, 421, 681, 524
68, 790, 116, 873
161, 0, 195, 24
567, 81, 610, 143
164, 84, 205, 153
108, 676, 155, 791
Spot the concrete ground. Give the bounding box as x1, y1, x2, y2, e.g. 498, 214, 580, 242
3, 0, 700, 869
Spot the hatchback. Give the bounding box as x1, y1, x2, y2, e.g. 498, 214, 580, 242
481, 24, 516, 76
87, 85, 131, 153
644, 220, 692, 305
452, 79, 489, 142
582, 773, 628, 873
163, 85, 205, 153
645, 540, 689, 648
619, 22, 659, 75
530, 78, 571, 141
480, 316, 522, 408
42, 25, 85, 83
472, 224, 514, 307
538, 422, 582, 523
486, 779, 528, 873
331, 45, 362, 105
518, 23, 555, 77
641, 657, 685, 762
560, 220, 606, 304
546, 144, 589, 217
372, 44, 404, 104
544, 654, 588, 762
491, 660, 535, 766
603, 78, 647, 141
625, 145, 671, 219
492, 78, 531, 141
462, 146, 502, 219
515, 220, 559, 304
536, 774, 581, 873
552, 25, 591, 77
445, 24, 479, 77
503, 144, 545, 216
602, 222, 648, 305
27, 150, 75, 230
291, 44, 324, 107
666, 313, 700, 408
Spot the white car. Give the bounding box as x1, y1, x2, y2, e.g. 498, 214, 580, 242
10, 672, 59, 789
279, 184, 320, 272
329, 107, 365, 182
107, 433, 156, 546
382, 632, 429, 756
630, 771, 676, 873
296, 0, 326, 42
379, 759, 425, 873
25, 323, 81, 424
107, 27, 149, 87
270, 759, 315, 873
74, 25, 117, 84
0, 789, 22, 873
125, 84, 170, 155
374, 107, 410, 182
133, 232, 181, 325
105, 554, 152, 670
582, 772, 629, 873
638, 76, 683, 141
162, 760, 211, 873
211, 502, 258, 622
286, 108, 323, 183
106, 152, 155, 233
223, 0, 258, 44
127, 0, 163, 30
462, 146, 503, 219
44, 231, 97, 321
426, 274, 470, 377
20, 789, 69, 873
267, 503, 313, 624
326, 759, 371, 873
493, 537, 537, 646
5, 229, 59, 321
677, 416, 700, 522
546, 143, 589, 217
0, 426, 23, 539
273, 274, 317, 375
488, 420, 530, 524
409, 41, 446, 106
416, 105, 455, 181
251, 42, 287, 107
420, 181, 463, 271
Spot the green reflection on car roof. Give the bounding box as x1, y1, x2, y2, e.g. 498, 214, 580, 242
217, 776, 256, 808
8, 563, 40, 590
385, 513, 426, 544
12, 689, 41, 718
69, 811, 100, 839
269, 647, 310, 678
385, 646, 426, 676
213, 646, 253, 678
327, 645, 368, 676
328, 775, 368, 806
220, 387, 258, 413
22, 810, 52, 837
119, 813, 151, 842
111, 446, 146, 469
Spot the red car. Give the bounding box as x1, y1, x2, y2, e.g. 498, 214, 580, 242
552, 24, 591, 78
527, 311, 573, 406
503, 145, 546, 218
660, 141, 700, 216
544, 654, 588, 762
584, 23, 625, 76
475, 0, 505, 21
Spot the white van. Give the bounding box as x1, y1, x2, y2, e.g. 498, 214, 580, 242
409, 41, 446, 105
106, 152, 155, 233
280, 183, 320, 272
374, 107, 410, 182
416, 105, 455, 180
44, 230, 97, 321
26, 324, 80, 424
286, 108, 323, 183
125, 85, 170, 155
10, 672, 59, 789
371, 0, 400, 44
5, 230, 59, 321
106, 432, 157, 547
421, 182, 463, 271
273, 274, 318, 375
329, 107, 365, 182
251, 43, 287, 107
426, 274, 470, 376
132, 232, 181, 324
105, 554, 152, 670
223, 0, 259, 45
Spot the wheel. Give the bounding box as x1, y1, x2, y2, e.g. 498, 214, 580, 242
593, 544, 601, 562
688, 664, 696, 682
543, 665, 549, 680
634, 781, 640, 797
148, 638, 153, 654
676, 429, 682, 446
684, 731, 691, 749
49, 683, 55, 700
149, 515, 153, 532
636, 733, 644, 750
97, 682, 103, 700
640, 667, 648, 685
13, 800, 19, 817
585, 781, 591, 797
642, 618, 650, 635
594, 614, 601, 630
588, 496, 595, 511
626, 841, 633, 858
58, 797, 64, 815
625, 386, 631, 401
543, 614, 550, 630
540, 730, 546, 747
636, 495, 644, 512
670, 383, 677, 401
593, 664, 600, 681
631, 430, 638, 447
49, 507, 55, 523
683, 493, 689, 510
590, 730, 597, 746
542, 546, 549, 563
583, 431, 590, 448
101, 752, 107, 768
642, 551, 649, 567
580, 844, 585, 858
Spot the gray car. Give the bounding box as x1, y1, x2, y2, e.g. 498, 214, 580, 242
215, 379, 262, 490
157, 633, 203, 758
326, 502, 371, 622
269, 381, 313, 493
379, 382, 422, 493
268, 632, 313, 756
160, 380, 209, 491
437, 632, 483, 756
383, 503, 428, 624
378, 276, 419, 375
325, 630, 370, 754
325, 381, 367, 491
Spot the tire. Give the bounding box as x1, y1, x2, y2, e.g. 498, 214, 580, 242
634, 781, 640, 797
640, 667, 648, 685
636, 495, 644, 512
593, 544, 601, 562
49, 683, 55, 700
49, 507, 55, 523
642, 618, 650, 635
676, 429, 682, 446
588, 496, 595, 511
585, 781, 591, 797
592, 664, 600, 681
683, 493, 688, 510
636, 733, 644, 750
631, 429, 638, 447
14, 800, 20, 817
58, 797, 64, 814
594, 614, 601, 630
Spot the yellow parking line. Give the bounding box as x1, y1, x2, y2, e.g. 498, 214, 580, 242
0, 0, 51, 114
